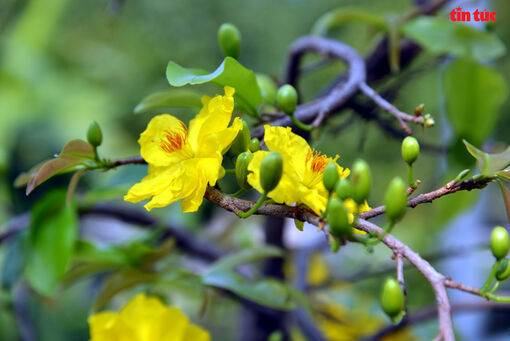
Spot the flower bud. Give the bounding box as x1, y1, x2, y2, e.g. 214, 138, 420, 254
256, 74, 277, 105
380, 277, 405, 318
235, 152, 253, 190
423, 114, 435, 127
384, 177, 407, 221
323, 163, 339, 192
401, 136, 419, 165
276, 84, 297, 115
249, 138, 260, 153
491, 226, 509, 260
496, 258, 510, 281
335, 179, 352, 200
260, 151, 283, 193
228, 119, 250, 156
327, 198, 350, 238
414, 103, 424, 116
87, 121, 102, 147
218, 23, 241, 59
351, 159, 371, 204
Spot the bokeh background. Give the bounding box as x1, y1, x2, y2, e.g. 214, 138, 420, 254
1, 0, 510, 340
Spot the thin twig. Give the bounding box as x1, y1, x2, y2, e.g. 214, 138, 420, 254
396, 253, 405, 294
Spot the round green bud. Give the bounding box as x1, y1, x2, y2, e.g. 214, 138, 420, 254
218, 23, 241, 59
228, 119, 250, 156
249, 138, 260, 153
235, 152, 254, 190
401, 136, 420, 165
351, 159, 371, 204
384, 177, 407, 221
335, 179, 352, 200
87, 121, 102, 147
256, 74, 277, 105
380, 277, 405, 318
323, 163, 339, 192
260, 151, 283, 193
327, 198, 350, 238
276, 84, 298, 115
496, 258, 510, 281
491, 226, 509, 260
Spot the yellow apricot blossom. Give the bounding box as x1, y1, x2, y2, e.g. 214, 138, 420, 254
124, 86, 242, 212
88, 293, 210, 341
248, 125, 349, 215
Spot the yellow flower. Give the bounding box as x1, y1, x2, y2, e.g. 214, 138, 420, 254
125, 87, 242, 212
88, 293, 210, 341
248, 125, 349, 215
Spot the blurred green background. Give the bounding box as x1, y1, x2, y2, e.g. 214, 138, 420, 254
1, 0, 510, 340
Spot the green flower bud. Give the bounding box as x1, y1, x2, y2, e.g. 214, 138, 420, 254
87, 121, 102, 147
491, 226, 509, 260
228, 119, 250, 156
401, 136, 419, 165
249, 138, 260, 153
323, 163, 339, 192
496, 258, 510, 281
276, 84, 298, 115
256, 74, 277, 105
335, 179, 352, 200
218, 23, 241, 59
351, 159, 371, 204
235, 152, 253, 190
380, 277, 405, 318
260, 151, 283, 192
327, 198, 350, 238
384, 177, 407, 221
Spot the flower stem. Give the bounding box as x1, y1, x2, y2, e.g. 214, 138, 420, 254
485, 292, 510, 302
480, 260, 501, 294
407, 163, 414, 187
227, 188, 246, 198
290, 113, 313, 131
237, 192, 268, 218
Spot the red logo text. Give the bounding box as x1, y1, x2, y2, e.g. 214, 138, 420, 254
449, 7, 497, 22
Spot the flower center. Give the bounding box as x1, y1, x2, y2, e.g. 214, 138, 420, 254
159, 120, 188, 154
306, 149, 328, 174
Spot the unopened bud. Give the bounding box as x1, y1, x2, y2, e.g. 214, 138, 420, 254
218, 23, 241, 59
491, 226, 509, 260
260, 151, 283, 192
335, 179, 352, 200
323, 163, 339, 192
249, 138, 260, 153
351, 159, 371, 204
229, 119, 250, 156
235, 152, 253, 190
401, 136, 419, 165
496, 258, 510, 281
384, 177, 407, 221
414, 103, 424, 116
327, 198, 350, 238
87, 121, 102, 147
277, 84, 298, 115
380, 277, 405, 319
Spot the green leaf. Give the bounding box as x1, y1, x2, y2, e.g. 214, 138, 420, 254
134, 89, 203, 114
93, 269, 159, 311
24, 139, 96, 194
311, 8, 387, 36
294, 219, 304, 231
202, 269, 295, 310
498, 169, 510, 182
24, 190, 78, 296
497, 180, 510, 225
1, 234, 26, 290
206, 246, 283, 274
166, 57, 262, 116
401, 17, 505, 60
463, 140, 510, 175
444, 59, 507, 146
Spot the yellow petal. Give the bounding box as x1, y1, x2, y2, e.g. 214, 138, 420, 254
89, 311, 137, 341
139, 114, 187, 167
124, 166, 173, 204
183, 324, 211, 341
188, 87, 236, 152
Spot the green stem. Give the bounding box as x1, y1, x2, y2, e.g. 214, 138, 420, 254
485, 293, 510, 303
407, 163, 414, 187
225, 168, 235, 175
237, 192, 268, 218
290, 113, 313, 131
226, 188, 246, 198
480, 260, 501, 294
488, 281, 501, 294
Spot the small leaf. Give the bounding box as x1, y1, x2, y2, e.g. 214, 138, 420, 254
497, 180, 510, 225
311, 8, 387, 36
402, 17, 505, 60
24, 190, 78, 296
463, 140, 510, 175
202, 269, 295, 310
166, 57, 262, 116
294, 219, 304, 231
444, 60, 507, 146
134, 89, 203, 114
206, 246, 283, 274
25, 139, 96, 195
